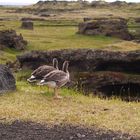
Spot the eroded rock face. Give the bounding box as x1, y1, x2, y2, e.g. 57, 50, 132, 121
17, 49, 140, 73
78, 18, 133, 40
21, 21, 34, 30
0, 30, 27, 50
17, 49, 140, 101
0, 65, 16, 93
78, 71, 140, 101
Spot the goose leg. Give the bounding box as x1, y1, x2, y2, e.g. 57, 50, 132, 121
40, 85, 44, 94
54, 88, 62, 99
48, 86, 50, 93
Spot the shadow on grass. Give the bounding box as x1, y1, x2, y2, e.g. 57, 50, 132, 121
0, 121, 139, 140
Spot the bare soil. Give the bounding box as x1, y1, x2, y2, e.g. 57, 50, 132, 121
0, 121, 139, 140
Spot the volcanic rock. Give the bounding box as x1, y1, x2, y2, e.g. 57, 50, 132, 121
17, 49, 140, 73
21, 21, 34, 30
0, 30, 27, 50
0, 64, 16, 93
78, 18, 133, 40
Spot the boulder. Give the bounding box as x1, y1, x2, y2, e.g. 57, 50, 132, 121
78, 18, 133, 40
0, 65, 16, 93
21, 21, 34, 30
0, 30, 27, 50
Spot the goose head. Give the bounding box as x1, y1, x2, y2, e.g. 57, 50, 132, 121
62, 61, 69, 73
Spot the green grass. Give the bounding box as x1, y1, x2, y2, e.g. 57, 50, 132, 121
18, 25, 119, 51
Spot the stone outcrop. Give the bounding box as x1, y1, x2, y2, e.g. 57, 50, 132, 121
0, 30, 27, 50
0, 65, 16, 94
17, 49, 140, 101
17, 49, 140, 73
78, 71, 140, 101
78, 18, 133, 40
21, 21, 34, 30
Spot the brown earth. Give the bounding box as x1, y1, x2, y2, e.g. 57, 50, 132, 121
0, 121, 139, 140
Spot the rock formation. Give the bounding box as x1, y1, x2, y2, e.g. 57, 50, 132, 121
21, 21, 34, 30
17, 49, 140, 73
0, 30, 27, 50
0, 65, 16, 94
78, 18, 133, 40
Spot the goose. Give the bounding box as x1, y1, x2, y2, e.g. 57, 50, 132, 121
27, 58, 58, 83
37, 61, 70, 99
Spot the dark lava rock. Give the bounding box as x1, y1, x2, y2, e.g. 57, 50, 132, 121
78, 18, 133, 40
17, 49, 140, 101
21, 21, 34, 30
0, 30, 27, 50
0, 65, 16, 94
17, 49, 140, 73
78, 71, 140, 101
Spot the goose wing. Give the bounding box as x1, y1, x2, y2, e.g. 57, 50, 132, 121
44, 70, 67, 81
43, 70, 69, 87
32, 65, 55, 78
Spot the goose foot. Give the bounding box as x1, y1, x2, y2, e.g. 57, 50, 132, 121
54, 95, 63, 99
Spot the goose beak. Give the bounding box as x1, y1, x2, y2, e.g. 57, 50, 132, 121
27, 75, 36, 83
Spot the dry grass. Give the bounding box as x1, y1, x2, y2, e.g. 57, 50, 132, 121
0, 81, 140, 137
104, 41, 140, 51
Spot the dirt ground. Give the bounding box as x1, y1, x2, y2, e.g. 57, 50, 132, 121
0, 121, 139, 140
